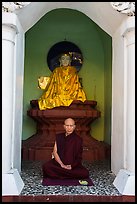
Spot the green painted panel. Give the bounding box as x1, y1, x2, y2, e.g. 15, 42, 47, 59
22, 8, 112, 144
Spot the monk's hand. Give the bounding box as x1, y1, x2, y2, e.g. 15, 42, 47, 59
66, 165, 72, 170
60, 163, 67, 169
63, 164, 72, 170
60, 163, 72, 170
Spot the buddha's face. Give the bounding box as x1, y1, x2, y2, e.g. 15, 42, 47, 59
60, 55, 71, 67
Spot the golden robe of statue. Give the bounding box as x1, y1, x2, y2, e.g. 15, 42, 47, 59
38, 53, 86, 110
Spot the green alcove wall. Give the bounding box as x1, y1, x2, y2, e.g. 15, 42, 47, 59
22, 8, 112, 144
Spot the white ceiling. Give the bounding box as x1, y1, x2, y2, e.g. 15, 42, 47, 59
15, 2, 127, 36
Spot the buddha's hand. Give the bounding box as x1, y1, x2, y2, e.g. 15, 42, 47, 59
38, 76, 50, 89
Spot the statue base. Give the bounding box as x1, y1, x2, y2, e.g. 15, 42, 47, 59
22, 100, 110, 161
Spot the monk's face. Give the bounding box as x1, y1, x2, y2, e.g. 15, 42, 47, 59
64, 118, 76, 136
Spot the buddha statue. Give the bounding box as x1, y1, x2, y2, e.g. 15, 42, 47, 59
38, 53, 87, 110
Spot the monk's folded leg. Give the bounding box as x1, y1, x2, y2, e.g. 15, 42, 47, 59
42, 160, 89, 179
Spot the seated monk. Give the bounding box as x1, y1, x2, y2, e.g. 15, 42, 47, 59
38, 53, 87, 110
42, 118, 89, 179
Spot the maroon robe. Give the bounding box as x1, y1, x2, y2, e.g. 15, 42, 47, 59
42, 131, 89, 179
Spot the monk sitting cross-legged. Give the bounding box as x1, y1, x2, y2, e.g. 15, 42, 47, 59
42, 118, 89, 180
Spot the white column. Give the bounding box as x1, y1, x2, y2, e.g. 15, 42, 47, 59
2, 12, 24, 195
113, 17, 135, 195
124, 29, 135, 173
2, 24, 16, 173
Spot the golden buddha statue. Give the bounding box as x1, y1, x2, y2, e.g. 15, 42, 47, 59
38, 53, 87, 110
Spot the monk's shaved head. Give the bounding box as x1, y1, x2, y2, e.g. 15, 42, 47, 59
64, 118, 75, 125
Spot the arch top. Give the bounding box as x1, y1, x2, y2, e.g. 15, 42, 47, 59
6, 2, 128, 36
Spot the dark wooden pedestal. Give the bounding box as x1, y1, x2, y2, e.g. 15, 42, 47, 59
22, 100, 110, 161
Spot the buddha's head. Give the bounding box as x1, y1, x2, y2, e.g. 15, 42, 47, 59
59, 53, 72, 67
